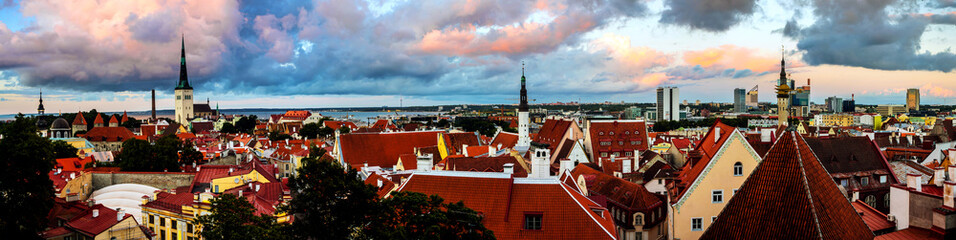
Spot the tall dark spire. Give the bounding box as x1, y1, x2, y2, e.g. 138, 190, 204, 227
37, 90, 45, 114
176, 35, 192, 90
519, 62, 528, 112
779, 47, 787, 82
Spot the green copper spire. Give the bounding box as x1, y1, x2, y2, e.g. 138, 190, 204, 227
176, 35, 192, 90
519, 61, 528, 112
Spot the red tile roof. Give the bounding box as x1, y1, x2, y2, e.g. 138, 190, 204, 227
372, 119, 399, 131
338, 131, 441, 170
72, 111, 87, 125
850, 199, 894, 232
874, 227, 943, 240
397, 153, 418, 170
142, 191, 194, 214
465, 145, 491, 157
700, 131, 874, 240
121, 111, 128, 123
587, 120, 649, 162
674, 121, 737, 199
55, 157, 93, 172
66, 204, 136, 236
93, 114, 104, 125
444, 155, 529, 177
324, 121, 358, 130
364, 173, 396, 198
490, 132, 519, 149
535, 119, 572, 151
84, 127, 135, 142
570, 165, 664, 213
443, 132, 481, 155
108, 115, 118, 124
804, 136, 898, 184
397, 172, 616, 240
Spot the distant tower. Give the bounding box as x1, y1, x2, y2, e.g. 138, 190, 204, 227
175, 35, 194, 125
151, 89, 157, 121
776, 49, 791, 126
37, 91, 45, 115
906, 88, 920, 111
516, 62, 531, 151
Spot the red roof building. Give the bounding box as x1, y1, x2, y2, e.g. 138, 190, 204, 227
72, 111, 87, 126
336, 131, 441, 170
570, 165, 667, 240
490, 132, 519, 150
396, 171, 617, 240
804, 136, 899, 213
442, 155, 529, 178
107, 115, 119, 127
441, 132, 482, 156
364, 172, 397, 198
585, 120, 650, 162
93, 114, 104, 127
324, 121, 358, 131
700, 131, 874, 239
851, 199, 895, 235
41, 204, 148, 239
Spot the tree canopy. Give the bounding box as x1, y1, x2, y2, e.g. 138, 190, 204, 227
51, 140, 79, 159
363, 191, 495, 239
196, 193, 288, 240
0, 115, 55, 239
235, 116, 259, 134
115, 135, 183, 172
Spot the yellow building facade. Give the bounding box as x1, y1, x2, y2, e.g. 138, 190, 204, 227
816, 114, 854, 127
669, 131, 762, 240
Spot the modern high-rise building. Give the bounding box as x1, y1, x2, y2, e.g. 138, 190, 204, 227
734, 88, 746, 113
842, 95, 856, 113
907, 88, 920, 111
175, 36, 194, 125
656, 87, 680, 121
825, 96, 843, 113
746, 85, 758, 108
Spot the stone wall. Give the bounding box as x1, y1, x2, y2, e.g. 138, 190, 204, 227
909, 193, 943, 229
90, 172, 195, 191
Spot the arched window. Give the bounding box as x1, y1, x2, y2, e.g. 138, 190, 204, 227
865, 195, 877, 207
884, 193, 890, 208
733, 162, 743, 176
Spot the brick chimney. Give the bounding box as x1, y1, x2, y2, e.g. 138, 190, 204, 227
935, 167, 945, 187
944, 181, 955, 208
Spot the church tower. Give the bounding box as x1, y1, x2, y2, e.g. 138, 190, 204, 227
175, 35, 194, 125
776, 49, 790, 126
37, 91, 45, 115
516, 63, 531, 151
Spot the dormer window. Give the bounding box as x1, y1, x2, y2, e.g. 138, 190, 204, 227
599, 132, 604, 136
861, 177, 869, 186
633, 212, 645, 226
879, 175, 887, 183
610, 131, 615, 135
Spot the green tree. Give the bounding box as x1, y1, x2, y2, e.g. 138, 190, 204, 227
235, 116, 259, 134
196, 193, 289, 240
363, 191, 495, 239
268, 130, 293, 141
120, 116, 141, 129
283, 148, 379, 239
180, 141, 204, 165
299, 123, 322, 139
318, 126, 335, 138
219, 122, 238, 134
0, 114, 55, 239
338, 126, 351, 134
115, 135, 182, 172
51, 140, 79, 159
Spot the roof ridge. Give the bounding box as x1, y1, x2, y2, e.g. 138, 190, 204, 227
793, 132, 825, 240
559, 183, 616, 239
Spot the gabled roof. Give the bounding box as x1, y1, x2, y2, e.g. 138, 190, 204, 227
443, 132, 481, 155
338, 131, 441, 170
535, 119, 573, 151
364, 173, 396, 198
56, 157, 93, 172
65, 204, 136, 236
108, 115, 118, 124
700, 131, 874, 240
490, 131, 518, 149
803, 136, 897, 183
444, 155, 528, 177
675, 121, 738, 199
93, 114, 104, 125
73, 112, 87, 125
84, 127, 135, 142
587, 120, 650, 161
850, 199, 893, 232
571, 165, 664, 213
324, 121, 358, 130
397, 171, 616, 240
397, 154, 418, 170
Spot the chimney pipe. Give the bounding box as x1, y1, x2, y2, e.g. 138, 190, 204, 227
92, 209, 99, 218
907, 173, 922, 192
559, 159, 573, 177
151, 89, 156, 121
117, 208, 124, 222
623, 159, 632, 174
934, 167, 945, 187
503, 163, 514, 175
944, 181, 955, 208
255, 184, 260, 192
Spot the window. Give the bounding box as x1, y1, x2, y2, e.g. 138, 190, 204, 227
884, 193, 890, 208
601, 152, 608, 158
840, 179, 848, 187
631, 141, 639, 145
149, 215, 154, 224
187, 223, 193, 233
160, 217, 165, 227
610, 131, 615, 135
176, 95, 181, 100
634, 213, 644, 226
215, 185, 219, 193
524, 213, 542, 230
658, 179, 663, 184
733, 162, 743, 176
712, 190, 723, 203
160, 230, 165, 239
712, 216, 717, 222
172, 233, 178, 240
733, 189, 738, 195
880, 175, 887, 183
625, 151, 633, 156
618, 141, 624, 145
865, 195, 877, 207
599, 131, 604, 136
172, 220, 177, 229
691, 218, 703, 231
861, 177, 869, 186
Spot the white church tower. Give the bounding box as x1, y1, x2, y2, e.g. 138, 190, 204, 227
516, 63, 531, 152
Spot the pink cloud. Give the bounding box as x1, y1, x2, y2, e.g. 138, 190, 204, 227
682, 44, 802, 73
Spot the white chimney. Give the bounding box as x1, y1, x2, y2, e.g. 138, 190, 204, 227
715, 127, 720, 143
255, 184, 260, 192
907, 174, 922, 192
503, 163, 514, 175
248, 183, 253, 189
934, 167, 945, 187
948, 149, 956, 163
117, 208, 124, 222
531, 149, 551, 178
377, 179, 383, 187
229, 168, 234, 173
949, 165, 956, 183
559, 159, 573, 177
70, 172, 75, 179
488, 146, 497, 157
92, 209, 99, 218
944, 181, 955, 208
461, 144, 468, 155
623, 159, 632, 174
238, 190, 243, 196
417, 154, 433, 171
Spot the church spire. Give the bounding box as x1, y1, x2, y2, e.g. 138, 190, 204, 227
37, 90, 45, 115
779, 46, 787, 82
519, 61, 528, 112
176, 34, 192, 90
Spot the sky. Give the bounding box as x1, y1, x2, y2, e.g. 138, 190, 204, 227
0, 0, 955, 115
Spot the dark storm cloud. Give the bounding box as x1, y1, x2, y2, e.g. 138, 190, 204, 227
659, 0, 758, 31
791, 0, 956, 72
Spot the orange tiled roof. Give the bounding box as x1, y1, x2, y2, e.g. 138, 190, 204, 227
93, 114, 104, 124
108, 115, 118, 124
84, 127, 134, 142
338, 131, 441, 170
72, 111, 87, 125
364, 173, 396, 198
534, 119, 573, 151
490, 132, 518, 149
700, 131, 874, 239
850, 199, 894, 232
397, 172, 616, 240
874, 226, 943, 240
675, 121, 737, 199
443, 132, 481, 155
587, 120, 649, 162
